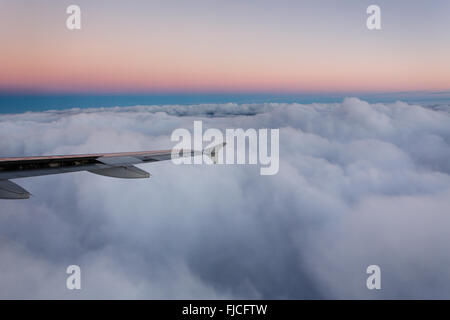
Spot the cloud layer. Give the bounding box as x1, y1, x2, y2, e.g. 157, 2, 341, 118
1, 97, 450, 299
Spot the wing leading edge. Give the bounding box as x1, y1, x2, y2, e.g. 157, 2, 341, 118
0, 143, 225, 199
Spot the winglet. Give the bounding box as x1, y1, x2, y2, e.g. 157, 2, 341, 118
203, 142, 226, 164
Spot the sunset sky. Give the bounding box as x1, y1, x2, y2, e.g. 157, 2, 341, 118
1, 0, 450, 94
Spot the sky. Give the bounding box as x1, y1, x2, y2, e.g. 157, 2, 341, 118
1, 0, 450, 94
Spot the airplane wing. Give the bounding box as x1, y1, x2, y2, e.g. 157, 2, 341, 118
0, 143, 225, 199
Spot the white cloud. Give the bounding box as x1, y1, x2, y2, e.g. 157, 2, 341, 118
0, 98, 450, 298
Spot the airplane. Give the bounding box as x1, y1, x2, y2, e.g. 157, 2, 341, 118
0, 143, 225, 199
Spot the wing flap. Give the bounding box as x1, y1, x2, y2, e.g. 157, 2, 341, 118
0, 180, 31, 199
97, 156, 143, 166
88, 165, 150, 179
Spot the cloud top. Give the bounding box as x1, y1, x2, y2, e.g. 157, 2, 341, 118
1, 98, 450, 299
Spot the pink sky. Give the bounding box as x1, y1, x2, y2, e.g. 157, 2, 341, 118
1, 0, 449, 93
